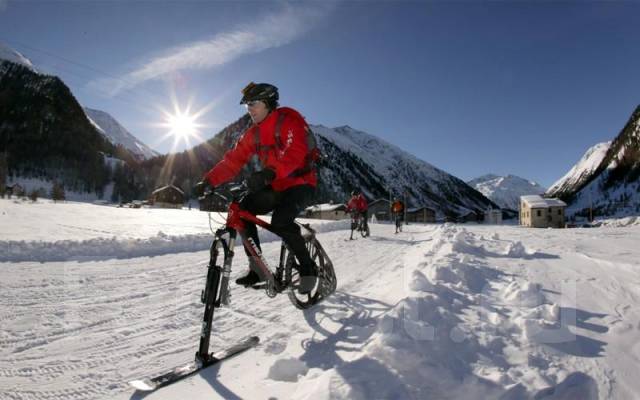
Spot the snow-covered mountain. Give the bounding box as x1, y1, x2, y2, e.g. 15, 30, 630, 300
83, 107, 158, 160
467, 174, 546, 211
0, 50, 117, 196
0, 43, 155, 161
0, 45, 147, 201
312, 125, 495, 217
0, 42, 37, 73
546, 142, 611, 198
546, 105, 640, 218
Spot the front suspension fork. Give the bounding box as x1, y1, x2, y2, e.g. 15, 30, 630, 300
217, 232, 235, 307
195, 230, 235, 365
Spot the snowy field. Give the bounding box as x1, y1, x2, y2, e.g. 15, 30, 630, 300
1, 199, 640, 399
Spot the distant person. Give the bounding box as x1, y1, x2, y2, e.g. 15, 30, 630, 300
391, 197, 405, 233
346, 190, 369, 239
195, 82, 318, 294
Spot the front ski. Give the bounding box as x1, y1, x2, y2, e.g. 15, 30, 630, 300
129, 335, 259, 392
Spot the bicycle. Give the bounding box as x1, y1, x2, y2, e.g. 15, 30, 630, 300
128, 183, 336, 392
349, 211, 370, 240
203, 183, 336, 302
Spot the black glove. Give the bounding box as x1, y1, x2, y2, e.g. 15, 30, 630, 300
247, 168, 276, 192
193, 180, 212, 198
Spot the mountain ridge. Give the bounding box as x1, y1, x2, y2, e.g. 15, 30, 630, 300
83, 107, 158, 160
467, 174, 546, 211
545, 105, 640, 218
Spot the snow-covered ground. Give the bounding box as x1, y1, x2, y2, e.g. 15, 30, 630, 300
1, 199, 639, 399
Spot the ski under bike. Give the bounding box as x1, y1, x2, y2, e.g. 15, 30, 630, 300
349, 210, 370, 240
129, 183, 336, 392
394, 212, 403, 233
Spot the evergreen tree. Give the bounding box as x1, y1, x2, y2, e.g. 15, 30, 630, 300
0, 152, 6, 197
51, 182, 65, 202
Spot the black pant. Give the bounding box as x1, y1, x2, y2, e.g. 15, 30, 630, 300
240, 185, 315, 270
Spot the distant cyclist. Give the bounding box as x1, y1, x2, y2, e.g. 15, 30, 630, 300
391, 197, 405, 234
195, 82, 318, 294
346, 190, 369, 239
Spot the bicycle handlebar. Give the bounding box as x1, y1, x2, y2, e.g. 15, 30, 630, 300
198, 181, 250, 208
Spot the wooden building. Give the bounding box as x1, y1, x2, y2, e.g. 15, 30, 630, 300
368, 199, 391, 221
6, 183, 24, 198
304, 203, 348, 220
150, 185, 184, 209
406, 207, 436, 223
459, 210, 479, 223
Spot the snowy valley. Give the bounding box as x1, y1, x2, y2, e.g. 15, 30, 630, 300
1, 199, 639, 399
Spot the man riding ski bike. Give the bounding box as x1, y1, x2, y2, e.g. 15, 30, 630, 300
391, 197, 405, 234
346, 190, 369, 239
195, 82, 318, 294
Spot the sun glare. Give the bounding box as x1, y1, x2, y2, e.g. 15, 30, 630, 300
154, 95, 218, 152
168, 112, 196, 138
158, 105, 206, 150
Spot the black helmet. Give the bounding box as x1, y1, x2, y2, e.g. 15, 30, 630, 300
240, 82, 279, 104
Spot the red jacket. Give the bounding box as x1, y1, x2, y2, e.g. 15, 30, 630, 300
346, 194, 368, 212
204, 107, 317, 191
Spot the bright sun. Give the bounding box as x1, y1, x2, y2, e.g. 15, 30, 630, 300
167, 112, 197, 139
157, 99, 210, 150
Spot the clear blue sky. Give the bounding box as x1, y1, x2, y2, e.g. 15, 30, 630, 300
1, 0, 639, 188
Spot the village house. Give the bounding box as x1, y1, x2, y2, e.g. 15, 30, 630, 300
520, 195, 566, 228
150, 185, 184, 209
368, 199, 392, 221
484, 208, 503, 225
406, 207, 436, 223
459, 210, 480, 223
5, 183, 24, 198
304, 203, 348, 220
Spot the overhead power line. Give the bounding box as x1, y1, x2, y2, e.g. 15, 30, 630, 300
0, 38, 167, 106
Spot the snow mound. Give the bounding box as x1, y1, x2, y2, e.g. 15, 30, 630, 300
420, 226, 500, 293
504, 241, 532, 257
267, 358, 309, 382
365, 294, 508, 399
0, 216, 350, 262
0, 232, 215, 262
535, 372, 598, 400
595, 216, 640, 227
503, 281, 546, 308
408, 270, 436, 292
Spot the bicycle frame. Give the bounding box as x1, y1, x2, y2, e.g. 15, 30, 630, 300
214, 199, 289, 305
350, 211, 360, 225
